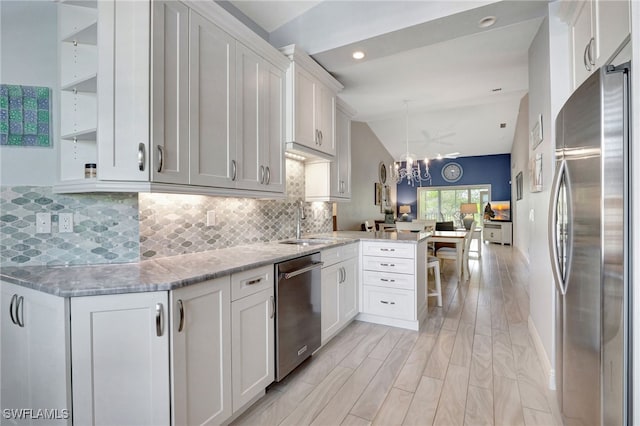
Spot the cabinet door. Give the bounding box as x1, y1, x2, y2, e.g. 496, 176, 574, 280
189, 10, 237, 188
316, 84, 336, 156
594, 0, 630, 66
71, 292, 170, 426
292, 65, 317, 148
340, 258, 358, 323
331, 107, 351, 198
151, 1, 190, 184
321, 263, 341, 344
1, 283, 71, 426
231, 288, 275, 412
261, 62, 285, 193
235, 43, 263, 191
98, 0, 150, 181
171, 278, 232, 426
571, 0, 594, 89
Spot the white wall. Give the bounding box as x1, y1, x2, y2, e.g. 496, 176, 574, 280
336, 121, 396, 231
0, 1, 58, 186
526, 6, 571, 390
510, 94, 530, 262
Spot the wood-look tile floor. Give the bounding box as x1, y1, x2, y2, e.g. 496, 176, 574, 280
232, 244, 563, 426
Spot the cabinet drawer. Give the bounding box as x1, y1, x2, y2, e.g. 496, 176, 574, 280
362, 271, 414, 291
362, 242, 414, 258
322, 243, 358, 267
363, 286, 414, 321
362, 256, 414, 274
231, 264, 273, 301
484, 229, 502, 242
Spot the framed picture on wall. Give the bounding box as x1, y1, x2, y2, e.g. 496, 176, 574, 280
374, 183, 382, 205
531, 153, 543, 192
516, 171, 523, 200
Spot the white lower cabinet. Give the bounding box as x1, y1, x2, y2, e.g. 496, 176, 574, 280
170, 278, 232, 426
1, 282, 71, 426
321, 244, 359, 344
71, 291, 170, 426
231, 288, 274, 412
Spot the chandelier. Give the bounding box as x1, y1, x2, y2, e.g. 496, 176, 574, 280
389, 101, 432, 187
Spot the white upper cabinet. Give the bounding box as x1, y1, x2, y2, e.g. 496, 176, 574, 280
56, 0, 288, 198
280, 45, 343, 158
305, 98, 355, 202
561, 0, 630, 89
187, 9, 237, 188
151, 1, 190, 185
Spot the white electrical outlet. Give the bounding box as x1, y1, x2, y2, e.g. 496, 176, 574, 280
206, 210, 216, 226
36, 212, 51, 234
59, 213, 74, 233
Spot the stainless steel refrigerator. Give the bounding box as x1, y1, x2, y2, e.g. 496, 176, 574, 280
549, 63, 630, 425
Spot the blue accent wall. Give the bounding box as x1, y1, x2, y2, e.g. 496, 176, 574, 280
396, 154, 511, 220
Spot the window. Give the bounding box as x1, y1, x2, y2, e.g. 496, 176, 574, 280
417, 185, 490, 225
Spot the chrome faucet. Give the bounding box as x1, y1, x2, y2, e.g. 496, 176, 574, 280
296, 199, 306, 239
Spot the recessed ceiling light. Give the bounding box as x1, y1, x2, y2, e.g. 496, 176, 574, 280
479, 16, 497, 28
352, 51, 365, 60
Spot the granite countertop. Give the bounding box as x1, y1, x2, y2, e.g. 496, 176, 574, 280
0, 231, 430, 297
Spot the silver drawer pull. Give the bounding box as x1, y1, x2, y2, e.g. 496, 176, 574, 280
16, 296, 24, 327
380, 300, 396, 305
380, 263, 396, 267
156, 303, 164, 337
246, 278, 262, 285
380, 278, 396, 283
177, 299, 185, 333
156, 145, 164, 172
380, 248, 395, 252
9, 294, 17, 325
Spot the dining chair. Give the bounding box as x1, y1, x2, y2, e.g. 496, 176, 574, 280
427, 255, 442, 306
436, 220, 476, 279
363, 221, 374, 232
395, 221, 427, 232
379, 223, 397, 232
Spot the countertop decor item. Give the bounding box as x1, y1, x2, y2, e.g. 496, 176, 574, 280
399, 205, 411, 221
459, 202, 478, 229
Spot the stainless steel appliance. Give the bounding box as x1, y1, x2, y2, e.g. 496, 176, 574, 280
274, 253, 323, 381
550, 63, 630, 425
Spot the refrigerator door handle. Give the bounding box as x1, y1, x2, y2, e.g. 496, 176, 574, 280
549, 159, 568, 295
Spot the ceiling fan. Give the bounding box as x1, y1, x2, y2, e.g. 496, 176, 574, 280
421, 130, 460, 160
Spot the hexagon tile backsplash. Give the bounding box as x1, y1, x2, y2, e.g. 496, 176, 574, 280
138, 159, 332, 260
0, 186, 139, 266
1, 160, 333, 266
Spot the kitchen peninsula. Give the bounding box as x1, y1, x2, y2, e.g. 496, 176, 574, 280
1, 231, 429, 426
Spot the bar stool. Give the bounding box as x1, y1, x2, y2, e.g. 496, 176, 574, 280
427, 255, 442, 307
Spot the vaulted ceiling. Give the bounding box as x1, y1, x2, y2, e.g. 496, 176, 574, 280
227, 0, 547, 160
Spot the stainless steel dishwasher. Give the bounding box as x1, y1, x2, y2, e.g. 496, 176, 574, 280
274, 253, 323, 381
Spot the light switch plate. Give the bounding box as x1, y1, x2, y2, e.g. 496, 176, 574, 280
206, 210, 216, 226
36, 212, 51, 234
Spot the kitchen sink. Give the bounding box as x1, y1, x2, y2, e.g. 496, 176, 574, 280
278, 238, 335, 246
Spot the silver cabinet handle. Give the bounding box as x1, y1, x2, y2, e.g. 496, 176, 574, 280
380, 248, 395, 252
246, 278, 262, 285
231, 160, 237, 181
587, 37, 595, 66
138, 143, 146, 171
380, 263, 396, 267
270, 296, 275, 319
156, 145, 164, 173
260, 165, 265, 184
156, 303, 164, 337
380, 300, 396, 305
319, 130, 323, 146
16, 296, 24, 327
177, 299, 184, 333
315, 129, 319, 145
9, 294, 17, 325
265, 166, 271, 185
583, 41, 590, 71
380, 278, 396, 283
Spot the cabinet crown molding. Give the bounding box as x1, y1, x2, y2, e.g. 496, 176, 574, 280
280, 44, 344, 93
336, 97, 357, 118
556, 0, 585, 24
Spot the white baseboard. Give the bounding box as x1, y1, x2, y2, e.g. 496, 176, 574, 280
528, 315, 556, 390
356, 313, 419, 331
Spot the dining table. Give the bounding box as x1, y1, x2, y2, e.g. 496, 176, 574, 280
428, 230, 469, 281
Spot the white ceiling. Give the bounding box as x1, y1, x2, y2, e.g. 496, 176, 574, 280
228, 0, 547, 160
